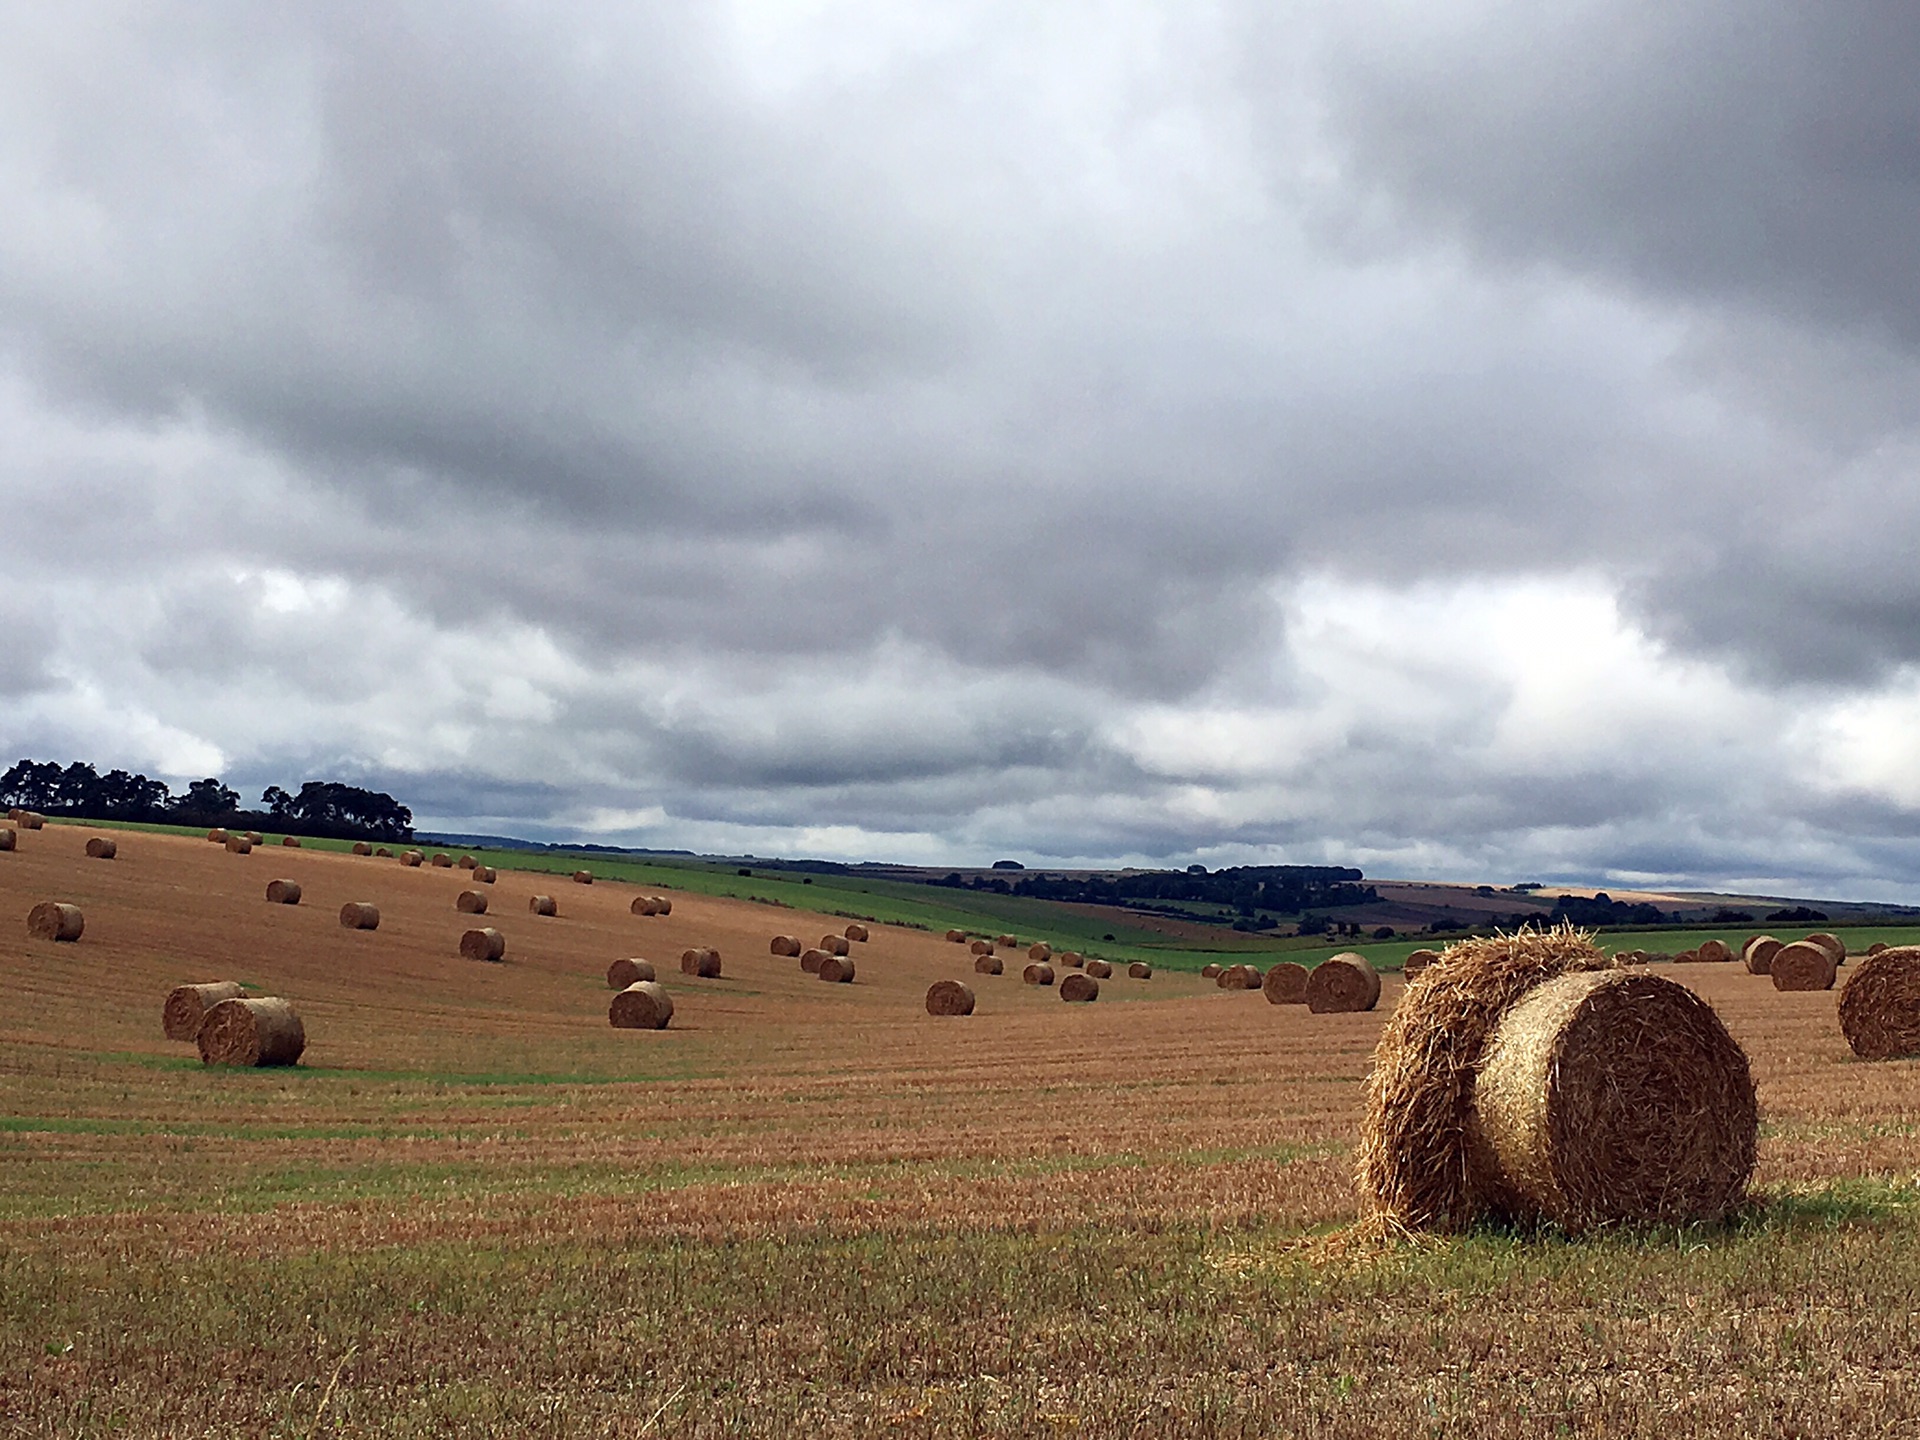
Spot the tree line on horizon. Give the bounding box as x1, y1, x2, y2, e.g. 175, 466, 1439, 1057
0, 758, 414, 842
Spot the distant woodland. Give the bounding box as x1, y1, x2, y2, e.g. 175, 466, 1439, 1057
0, 758, 414, 842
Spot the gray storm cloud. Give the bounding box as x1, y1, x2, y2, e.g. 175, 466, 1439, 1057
1, 0, 1917, 896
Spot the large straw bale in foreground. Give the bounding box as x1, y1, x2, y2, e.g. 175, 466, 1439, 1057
609, 981, 673, 1029
459, 927, 506, 962
926, 980, 974, 1015
197, 997, 305, 1067
1357, 925, 1615, 1230
1839, 948, 1920, 1060
607, 957, 656, 989
1262, 962, 1309, 1005
1307, 954, 1379, 1013
27, 901, 84, 941
162, 981, 246, 1041
265, 879, 301, 905
338, 901, 380, 930
1470, 970, 1755, 1228
1771, 942, 1836, 991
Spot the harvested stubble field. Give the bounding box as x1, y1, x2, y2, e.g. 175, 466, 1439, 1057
6, 829, 1920, 1436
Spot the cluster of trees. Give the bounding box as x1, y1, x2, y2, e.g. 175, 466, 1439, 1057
0, 759, 413, 842
930, 863, 1376, 917
1545, 892, 1674, 927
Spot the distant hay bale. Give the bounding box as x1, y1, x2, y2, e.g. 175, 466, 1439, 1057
459, 855, 476, 870
1262, 962, 1310, 1005
85, 837, 117, 860
652, 897, 672, 916
162, 981, 246, 1041
1060, 973, 1099, 1003
1696, 938, 1733, 964
845, 923, 870, 943
401, 851, 423, 867
1771, 941, 1836, 991
1469, 969, 1756, 1229
244, 831, 263, 845
1744, 936, 1782, 974
430, 853, 453, 868
265, 879, 302, 905
1839, 948, 1920, 1060
459, 927, 506, 963
1085, 959, 1113, 978
1201, 964, 1223, 979
1308, 954, 1381, 1012
197, 997, 305, 1067
997, 935, 1018, 948
1058, 951, 1084, 969
607, 957, 657, 989
1403, 949, 1440, 980
945, 929, 967, 943
1805, 932, 1847, 965
1217, 964, 1262, 991
281, 836, 301, 848
1028, 942, 1052, 961
680, 947, 721, 978
456, 890, 488, 914
0, 829, 14, 852
609, 980, 674, 1030
351, 841, 372, 856
970, 939, 994, 956
1128, 962, 1152, 979
375, 847, 393, 858
572, 870, 592, 884
18, 811, 44, 830
631, 895, 659, 916
1023, 962, 1055, 987
226, 836, 253, 855
26, 901, 83, 942
818, 955, 856, 983
801, 948, 830, 974
338, 901, 380, 930
1675, 949, 1700, 964
974, 954, 1004, 975
926, 979, 975, 1016
821, 934, 851, 957
1868, 941, 1891, 957
770, 934, 802, 957
208, 829, 229, 844
473, 866, 497, 884
1356, 924, 1616, 1230
529, 895, 557, 916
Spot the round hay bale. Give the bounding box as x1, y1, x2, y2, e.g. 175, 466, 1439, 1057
680, 947, 721, 978
84, 836, 116, 860
1085, 959, 1113, 978
845, 923, 870, 943
630, 895, 658, 916
969, 939, 994, 956
401, 851, 423, 867
281, 835, 302, 849
375, 847, 393, 858
1308, 954, 1382, 1012
1128, 961, 1152, 979
1357, 925, 1616, 1230
1060, 973, 1099, 1003
529, 895, 557, 916
818, 955, 856, 983
1028, 942, 1053, 962
607, 957, 657, 990
1262, 962, 1310, 1005
1771, 941, 1836, 991
609, 980, 673, 1029
1217, 964, 1261, 991
945, 929, 967, 943
18, 811, 44, 830
0, 828, 14, 852
770, 934, 802, 957
1470, 969, 1756, 1228
1403, 949, 1441, 980
821, 935, 851, 957
974, 954, 1004, 975
162, 981, 246, 1041
338, 901, 380, 930
1868, 941, 1891, 957
1201, 964, 1223, 979
208, 828, 229, 843
1805, 932, 1847, 965
572, 870, 593, 884
997, 935, 1019, 948
458, 854, 476, 870
26, 901, 83, 942
244, 831, 263, 845
1696, 938, 1733, 964
1058, 951, 1084, 969
1839, 947, 1920, 1060
1743, 936, 1782, 974
1675, 949, 1700, 964
351, 841, 372, 856
264, 879, 302, 905
473, 866, 497, 884
926, 980, 975, 1016
456, 889, 488, 914
1023, 962, 1055, 987
430, 853, 452, 868
801, 947, 829, 974
652, 897, 672, 916
197, 997, 305, 1067
459, 927, 506, 963
225, 836, 253, 855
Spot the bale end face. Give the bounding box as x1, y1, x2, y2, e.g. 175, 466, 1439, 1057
459, 927, 506, 962
1023, 963, 1055, 987
609, 981, 674, 1029
1743, 936, 1782, 975
162, 981, 246, 1041
1696, 938, 1733, 963
1839, 947, 1920, 1060
1262, 962, 1309, 1005
85, 836, 117, 860
338, 901, 380, 930
1060, 973, 1099, 1003
26, 901, 84, 942
265, 879, 302, 905
607, 957, 657, 989
197, 997, 305, 1067
1307, 954, 1380, 1013
1771, 941, 1837, 991
974, 954, 1004, 975
926, 980, 975, 1015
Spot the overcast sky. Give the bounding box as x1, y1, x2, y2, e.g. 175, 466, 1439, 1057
4, 1, 1919, 897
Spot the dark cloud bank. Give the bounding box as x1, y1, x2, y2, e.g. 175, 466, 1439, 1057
3, 1, 1919, 897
